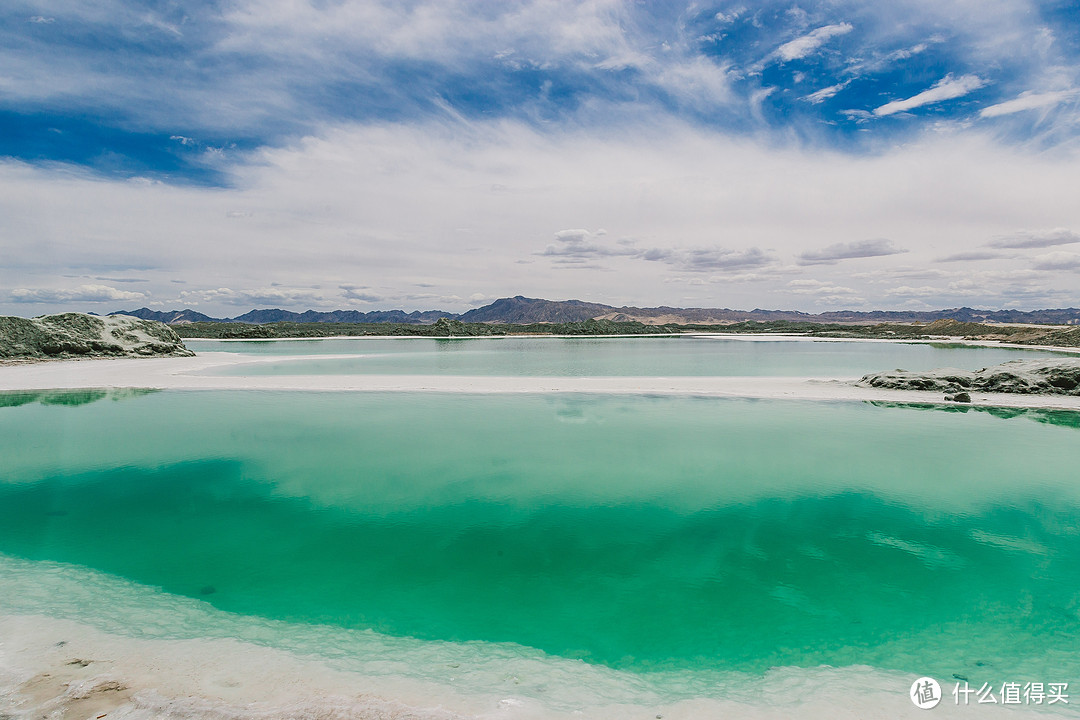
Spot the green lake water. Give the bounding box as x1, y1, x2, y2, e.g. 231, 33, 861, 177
185, 336, 1066, 377
2, 389, 1079, 695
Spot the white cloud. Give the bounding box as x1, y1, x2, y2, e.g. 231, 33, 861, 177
980, 269, 1043, 282
554, 229, 592, 243
784, 277, 865, 305
885, 285, 939, 297
1032, 251, 1080, 271
180, 287, 327, 306
775, 23, 854, 62
980, 89, 1078, 118
887, 43, 928, 61
787, 279, 859, 295
803, 81, 850, 104
715, 8, 745, 24
218, 0, 731, 111
655, 56, 734, 107
221, 0, 634, 65
3, 0, 1072, 150
8, 284, 146, 304
817, 294, 866, 306
874, 74, 987, 116
3, 0, 699, 133
3, 121, 1080, 315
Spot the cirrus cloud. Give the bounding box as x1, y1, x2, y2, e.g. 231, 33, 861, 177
980, 90, 1078, 118
775, 23, 854, 62
874, 74, 987, 117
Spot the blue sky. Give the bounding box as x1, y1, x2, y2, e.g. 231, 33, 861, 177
2, 0, 1080, 314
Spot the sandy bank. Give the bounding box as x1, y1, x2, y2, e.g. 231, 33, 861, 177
1, 352, 1080, 411
0, 613, 483, 720
4, 612, 1058, 720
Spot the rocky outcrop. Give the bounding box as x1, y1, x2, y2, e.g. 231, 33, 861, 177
0, 313, 194, 361
858, 358, 1080, 396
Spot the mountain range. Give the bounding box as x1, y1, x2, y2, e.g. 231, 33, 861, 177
111, 296, 1080, 326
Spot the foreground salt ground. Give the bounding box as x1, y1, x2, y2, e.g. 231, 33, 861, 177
2, 351, 1080, 411
3, 557, 950, 720
3, 614, 1070, 720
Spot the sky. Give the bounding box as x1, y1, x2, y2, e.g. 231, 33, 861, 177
2, 0, 1080, 316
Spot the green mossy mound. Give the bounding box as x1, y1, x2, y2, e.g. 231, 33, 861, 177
0, 314, 194, 361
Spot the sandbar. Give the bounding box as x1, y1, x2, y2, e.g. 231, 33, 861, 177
1, 351, 1079, 411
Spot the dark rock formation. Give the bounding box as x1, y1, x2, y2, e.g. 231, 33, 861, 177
859, 359, 1080, 396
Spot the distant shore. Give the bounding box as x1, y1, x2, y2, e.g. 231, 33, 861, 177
172, 316, 1080, 348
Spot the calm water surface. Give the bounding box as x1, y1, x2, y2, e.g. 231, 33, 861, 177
185, 336, 1067, 377
2, 389, 1078, 691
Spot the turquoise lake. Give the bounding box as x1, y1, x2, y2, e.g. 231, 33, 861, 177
2, 386, 1079, 703
185, 335, 1066, 377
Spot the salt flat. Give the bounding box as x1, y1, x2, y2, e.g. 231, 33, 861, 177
3, 351, 1080, 411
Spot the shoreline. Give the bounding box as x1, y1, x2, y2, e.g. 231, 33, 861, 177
0, 611, 944, 720
5, 612, 1052, 720
1, 351, 1079, 411
183, 332, 1080, 354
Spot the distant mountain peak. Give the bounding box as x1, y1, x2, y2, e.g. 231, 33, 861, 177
110, 308, 221, 324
